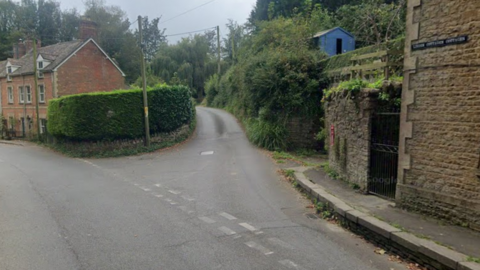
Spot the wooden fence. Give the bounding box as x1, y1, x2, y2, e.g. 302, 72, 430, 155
323, 38, 405, 84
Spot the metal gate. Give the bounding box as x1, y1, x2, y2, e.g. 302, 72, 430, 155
368, 110, 400, 199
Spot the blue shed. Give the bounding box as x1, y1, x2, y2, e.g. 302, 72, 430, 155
313, 27, 355, 57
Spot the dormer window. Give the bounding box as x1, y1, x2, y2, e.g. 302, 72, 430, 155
38, 61, 43, 69
7, 66, 12, 74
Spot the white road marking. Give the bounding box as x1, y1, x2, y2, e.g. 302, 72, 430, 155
218, 226, 236, 236
245, 241, 274, 255
255, 231, 264, 235
181, 195, 195, 201
233, 235, 242, 239
219, 212, 237, 220
141, 187, 151, 192
200, 151, 214, 155
78, 159, 101, 169
278, 260, 306, 270
153, 194, 164, 198
199, 217, 216, 224
168, 190, 181, 195
268, 238, 294, 250
154, 184, 162, 188
239, 223, 258, 232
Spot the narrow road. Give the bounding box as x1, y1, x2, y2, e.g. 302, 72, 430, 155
0, 107, 404, 270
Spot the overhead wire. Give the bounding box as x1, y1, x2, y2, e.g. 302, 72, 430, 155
165, 27, 216, 37
159, 0, 217, 25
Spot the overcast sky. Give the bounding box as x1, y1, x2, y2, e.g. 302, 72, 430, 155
57, 0, 256, 43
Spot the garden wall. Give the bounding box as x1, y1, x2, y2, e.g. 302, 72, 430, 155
324, 89, 378, 190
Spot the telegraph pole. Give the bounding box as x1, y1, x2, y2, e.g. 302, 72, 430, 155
33, 38, 40, 141
217, 26, 221, 75
138, 16, 150, 147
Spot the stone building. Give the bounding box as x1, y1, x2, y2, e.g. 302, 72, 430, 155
398, 0, 480, 230
0, 20, 125, 137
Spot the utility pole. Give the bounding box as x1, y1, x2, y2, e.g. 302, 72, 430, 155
138, 15, 150, 147
217, 26, 221, 75
33, 38, 40, 141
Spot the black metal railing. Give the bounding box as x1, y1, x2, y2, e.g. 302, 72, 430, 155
368, 111, 400, 200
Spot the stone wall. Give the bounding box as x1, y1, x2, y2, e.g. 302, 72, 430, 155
285, 117, 322, 150
325, 89, 378, 190
398, 0, 480, 231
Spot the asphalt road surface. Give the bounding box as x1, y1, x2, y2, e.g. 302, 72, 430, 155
0, 107, 405, 270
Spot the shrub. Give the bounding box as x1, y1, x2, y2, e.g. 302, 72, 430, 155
246, 118, 288, 151
48, 85, 194, 141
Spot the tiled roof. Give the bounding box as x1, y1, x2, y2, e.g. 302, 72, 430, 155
0, 39, 84, 78
313, 27, 354, 38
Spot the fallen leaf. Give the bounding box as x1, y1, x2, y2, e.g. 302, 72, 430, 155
374, 248, 386, 255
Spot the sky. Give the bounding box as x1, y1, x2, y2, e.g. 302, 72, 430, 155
57, 0, 257, 43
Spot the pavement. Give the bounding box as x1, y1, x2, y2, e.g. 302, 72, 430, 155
0, 107, 408, 270
286, 164, 480, 270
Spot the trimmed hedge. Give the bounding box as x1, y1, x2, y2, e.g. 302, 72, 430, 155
48, 85, 194, 141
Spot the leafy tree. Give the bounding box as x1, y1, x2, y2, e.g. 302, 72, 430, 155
336, 0, 406, 46
135, 16, 166, 62
150, 34, 218, 99
58, 8, 80, 42
37, 0, 61, 46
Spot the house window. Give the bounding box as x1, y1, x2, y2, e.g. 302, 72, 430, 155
19, 86, 24, 104
7, 66, 12, 74
38, 61, 43, 69
7, 87, 13, 103
8, 117, 14, 130
40, 119, 47, 134
39, 85, 45, 103
26, 86, 31, 103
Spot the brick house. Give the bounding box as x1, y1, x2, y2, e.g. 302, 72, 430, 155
398, 0, 480, 230
0, 22, 125, 137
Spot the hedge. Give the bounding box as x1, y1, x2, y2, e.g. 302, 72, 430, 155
47, 85, 194, 141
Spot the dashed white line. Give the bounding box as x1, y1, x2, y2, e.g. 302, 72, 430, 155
219, 212, 237, 220
200, 151, 214, 155
168, 190, 181, 195
278, 260, 306, 270
268, 238, 294, 250
245, 241, 274, 255
181, 195, 195, 201
199, 217, 216, 224
218, 226, 236, 236
239, 223, 258, 232
154, 184, 162, 188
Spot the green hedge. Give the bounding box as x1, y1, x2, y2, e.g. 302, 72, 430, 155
48, 85, 194, 141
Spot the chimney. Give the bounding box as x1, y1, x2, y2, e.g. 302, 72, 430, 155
13, 41, 26, 59
13, 39, 41, 59
79, 17, 98, 40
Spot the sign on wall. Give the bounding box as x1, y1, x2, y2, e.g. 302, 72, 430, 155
412, 36, 468, 51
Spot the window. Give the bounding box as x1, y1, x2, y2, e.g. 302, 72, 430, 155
26, 86, 31, 103
39, 85, 45, 103
7, 87, 13, 103
8, 117, 14, 130
40, 119, 47, 134
19, 86, 24, 104
37, 71, 44, 78
38, 61, 43, 69
7, 66, 12, 74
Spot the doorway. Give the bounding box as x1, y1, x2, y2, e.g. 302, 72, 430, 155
336, 39, 343, 55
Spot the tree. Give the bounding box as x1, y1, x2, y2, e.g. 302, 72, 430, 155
336, 0, 406, 46
222, 20, 245, 64
37, 0, 61, 46
136, 16, 165, 62
150, 33, 217, 99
